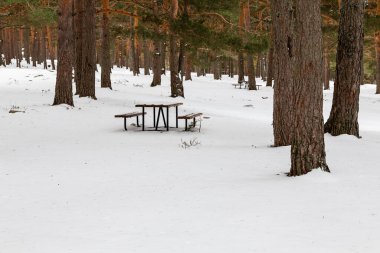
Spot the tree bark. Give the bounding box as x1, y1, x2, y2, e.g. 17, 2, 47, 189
289, 0, 329, 176
323, 47, 330, 90
185, 55, 192, 81
266, 42, 274, 87
80, 0, 97, 99
151, 1, 162, 86
169, 0, 184, 97
238, 52, 245, 83
324, 0, 364, 137
375, 32, 380, 94
74, 0, 84, 95
101, 0, 112, 89
23, 27, 31, 64
143, 39, 150, 75
53, 0, 74, 106
271, 0, 294, 147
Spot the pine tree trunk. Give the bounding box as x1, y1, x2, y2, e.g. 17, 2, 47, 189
47, 27, 56, 70
185, 55, 192, 81
23, 27, 31, 64
32, 28, 38, 67
160, 41, 166, 74
74, 0, 84, 95
289, 0, 329, 176
0, 30, 4, 66
238, 52, 245, 83
324, 0, 364, 137
143, 39, 150, 75
255, 55, 260, 78
151, 1, 161, 86
80, 0, 96, 99
53, 0, 74, 106
375, 32, 380, 94
323, 47, 330, 90
101, 0, 112, 89
271, 0, 294, 147
247, 54, 257, 90
169, 0, 184, 97
42, 27, 48, 69
266, 43, 274, 87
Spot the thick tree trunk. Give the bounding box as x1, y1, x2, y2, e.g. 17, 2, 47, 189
80, 0, 97, 99
185, 55, 192, 81
53, 0, 74, 106
324, 0, 364, 137
238, 52, 245, 83
247, 54, 257, 90
375, 32, 380, 94
271, 0, 294, 147
101, 0, 112, 89
169, 0, 184, 97
289, 0, 329, 176
74, 0, 84, 95
151, 1, 161, 86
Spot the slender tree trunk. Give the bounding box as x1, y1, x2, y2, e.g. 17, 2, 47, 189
0, 30, 4, 66
238, 52, 245, 83
47, 27, 56, 70
324, 0, 364, 137
289, 0, 329, 176
32, 28, 38, 67
53, 0, 74, 106
375, 32, 380, 94
143, 39, 150, 75
323, 47, 330, 90
160, 41, 166, 74
42, 27, 48, 69
271, 0, 294, 147
23, 27, 31, 64
266, 42, 274, 87
81, 0, 97, 99
101, 0, 112, 89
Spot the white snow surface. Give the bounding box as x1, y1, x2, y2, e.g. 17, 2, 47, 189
1, 63, 380, 253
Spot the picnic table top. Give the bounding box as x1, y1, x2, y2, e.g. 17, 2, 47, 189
135, 102, 183, 108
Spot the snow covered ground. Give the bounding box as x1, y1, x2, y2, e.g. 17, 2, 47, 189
1, 63, 380, 253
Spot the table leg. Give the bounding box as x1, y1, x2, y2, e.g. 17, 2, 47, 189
155, 107, 161, 131
161, 107, 167, 128
124, 118, 128, 131
176, 106, 179, 128
142, 107, 145, 131
166, 107, 169, 131
153, 107, 156, 127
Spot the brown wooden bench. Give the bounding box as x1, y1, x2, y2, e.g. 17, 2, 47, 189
177, 113, 203, 131
115, 112, 146, 131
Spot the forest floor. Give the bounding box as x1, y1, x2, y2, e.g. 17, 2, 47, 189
1, 63, 380, 253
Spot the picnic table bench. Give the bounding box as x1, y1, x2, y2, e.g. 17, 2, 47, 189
232, 82, 247, 89
115, 112, 146, 131
177, 113, 203, 131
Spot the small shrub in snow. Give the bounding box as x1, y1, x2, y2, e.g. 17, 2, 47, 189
180, 137, 201, 149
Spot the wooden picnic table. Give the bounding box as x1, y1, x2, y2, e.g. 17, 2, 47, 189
135, 102, 183, 131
